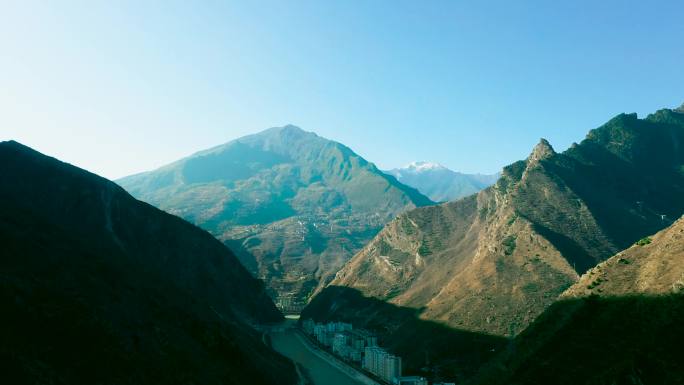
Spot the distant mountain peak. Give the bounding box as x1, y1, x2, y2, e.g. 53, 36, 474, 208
403, 161, 448, 172
528, 138, 556, 163
676, 102, 684, 113
118, 126, 431, 302
260, 124, 310, 138
280, 124, 305, 132
385, 161, 498, 202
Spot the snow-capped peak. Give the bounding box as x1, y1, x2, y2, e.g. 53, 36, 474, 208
404, 161, 447, 172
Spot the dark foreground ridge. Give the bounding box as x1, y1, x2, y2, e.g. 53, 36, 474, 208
0, 141, 297, 385
468, 294, 684, 385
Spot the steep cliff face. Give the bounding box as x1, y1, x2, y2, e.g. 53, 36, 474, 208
327, 139, 585, 337
118, 125, 432, 303
303, 108, 684, 380
0, 141, 297, 385
468, 216, 684, 385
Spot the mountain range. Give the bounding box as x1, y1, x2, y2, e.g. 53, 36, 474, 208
302, 107, 684, 381
4, 104, 684, 385
117, 125, 433, 305
0, 141, 297, 385
385, 161, 499, 202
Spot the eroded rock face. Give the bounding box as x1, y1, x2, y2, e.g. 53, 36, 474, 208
329, 154, 585, 338
304, 108, 684, 380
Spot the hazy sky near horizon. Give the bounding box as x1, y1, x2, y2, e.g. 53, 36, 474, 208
2, 1, 683, 179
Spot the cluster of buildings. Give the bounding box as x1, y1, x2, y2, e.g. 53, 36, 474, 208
274, 295, 306, 314
363, 346, 403, 383
301, 319, 433, 385
303, 319, 375, 362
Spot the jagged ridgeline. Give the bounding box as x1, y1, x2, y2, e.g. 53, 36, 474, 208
117, 125, 432, 304
0, 141, 297, 385
303, 107, 684, 380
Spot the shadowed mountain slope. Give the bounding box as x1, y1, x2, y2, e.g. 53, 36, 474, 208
0, 141, 297, 385
386, 161, 499, 202
304, 107, 684, 381
468, 215, 684, 385
118, 125, 432, 303
301, 286, 507, 383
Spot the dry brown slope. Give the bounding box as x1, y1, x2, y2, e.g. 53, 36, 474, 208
312, 108, 684, 339
467, 216, 684, 385
330, 140, 601, 337
564, 215, 684, 298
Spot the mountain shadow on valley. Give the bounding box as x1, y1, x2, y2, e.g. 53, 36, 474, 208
301, 286, 508, 383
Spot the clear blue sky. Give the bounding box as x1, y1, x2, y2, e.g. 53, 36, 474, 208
2, 1, 682, 179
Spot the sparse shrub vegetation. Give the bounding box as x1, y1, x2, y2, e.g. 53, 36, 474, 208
507, 214, 518, 226
503, 235, 517, 255
636, 237, 652, 246
587, 277, 605, 290
419, 240, 432, 256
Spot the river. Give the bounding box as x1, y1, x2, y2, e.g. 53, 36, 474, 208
269, 320, 378, 385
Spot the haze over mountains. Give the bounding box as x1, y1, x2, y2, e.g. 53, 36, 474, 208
0, 141, 297, 384
3, 0, 683, 382
385, 161, 499, 202
3, 105, 684, 385
118, 125, 433, 305
303, 107, 684, 381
